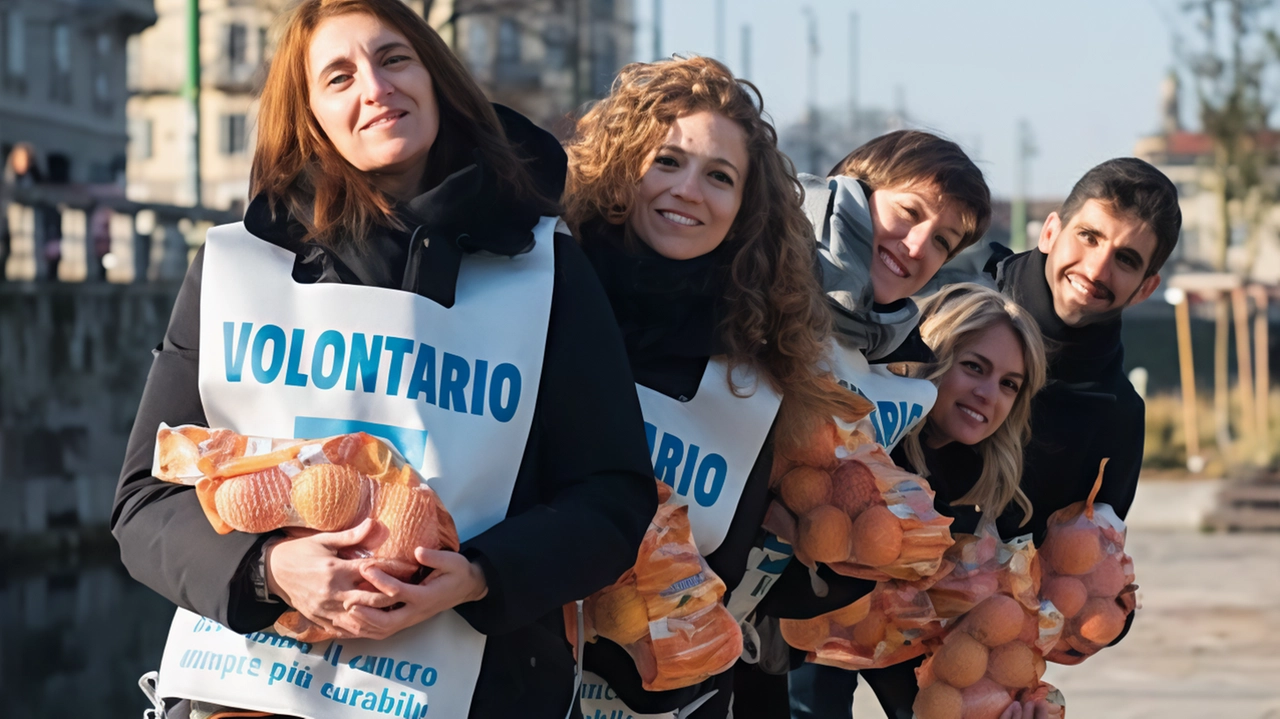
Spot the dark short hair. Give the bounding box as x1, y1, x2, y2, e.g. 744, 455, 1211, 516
829, 130, 992, 257
1059, 158, 1181, 276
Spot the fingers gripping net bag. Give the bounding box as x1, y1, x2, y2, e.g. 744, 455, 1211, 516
152, 424, 459, 642
1037, 459, 1138, 665
566, 482, 742, 692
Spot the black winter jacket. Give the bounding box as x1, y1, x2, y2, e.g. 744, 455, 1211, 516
990, 247, 1144, 543
573, 223, 779, 718
111, 106, 658, 719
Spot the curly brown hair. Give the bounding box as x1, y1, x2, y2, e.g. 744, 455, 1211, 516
564, 56, 868, 440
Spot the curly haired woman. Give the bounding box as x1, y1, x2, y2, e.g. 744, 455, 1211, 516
562, 56, 868, 719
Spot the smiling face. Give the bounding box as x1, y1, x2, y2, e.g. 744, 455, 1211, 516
867, 184, 966, 304
307, 12, 439, 199
1038, 199, 1162, 327
926, 322, 1026, 449
626, 111, 749, 260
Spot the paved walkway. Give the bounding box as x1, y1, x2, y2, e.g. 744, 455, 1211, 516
850, 480, 1280, 718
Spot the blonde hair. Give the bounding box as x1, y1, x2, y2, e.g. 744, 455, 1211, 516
564, 56, 867, 440
901, 283, 1047, 525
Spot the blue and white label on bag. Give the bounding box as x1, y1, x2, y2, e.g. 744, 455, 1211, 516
154, 218, 557, 718
827, 338, 936, 452
636, 359, 781, 555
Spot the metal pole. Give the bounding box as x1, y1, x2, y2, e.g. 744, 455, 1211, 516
715, 0, 725, 60
1175, 293, 1203, 471
185, 0, 201, 207
572, 0, 584, 104
804, 6, 819, 175
1011, 119, 1034, 252
849, 12, 858, 134
1252, 285, 1271, 459
1231, 286, 1256, 442
740, 24, 751, 79
653, 0, 662, 61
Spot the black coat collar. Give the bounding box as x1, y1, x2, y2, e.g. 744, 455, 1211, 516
998, 249, 1125, 385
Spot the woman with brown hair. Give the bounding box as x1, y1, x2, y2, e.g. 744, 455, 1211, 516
113, 1, 657, 717
563, 55, 867, 719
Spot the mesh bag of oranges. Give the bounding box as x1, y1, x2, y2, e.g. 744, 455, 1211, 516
152, 424, 459, 642
770, 421, 955, 582
1037, 460, 1138, 666
912, 525, 1067, 719
778, 574, 946, 671
566, 482, 742, 692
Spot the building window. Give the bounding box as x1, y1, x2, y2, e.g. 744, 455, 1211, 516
51, 23, 72, 103
465, 19, 490, 74
591, 0, 614, 20
591, 35, 617, 98
497, 17, 520, 64
220, 114, 248, 155
258, 26, 268, 63
93, 33, 111, 115
543, 24, 569, 71
227, 23, 248, 66
128, 118, 153, 160
4, 9, 27, 94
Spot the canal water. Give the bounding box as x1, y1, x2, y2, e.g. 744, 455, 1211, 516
1, 558, 176, 718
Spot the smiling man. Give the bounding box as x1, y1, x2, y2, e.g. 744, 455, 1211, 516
987, 157, 1180, 544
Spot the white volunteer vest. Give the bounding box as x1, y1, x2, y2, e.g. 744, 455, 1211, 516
157, 218, 557, 719
827, 337, 936, 453
581, 359, 779, 719
635, 358, 782, 555
723, 337, 938, 631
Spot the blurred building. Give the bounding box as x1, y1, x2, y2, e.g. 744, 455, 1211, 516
125, 0, 278, 211
432, 0, 634, 135
126, 0, 633, 212
779, 105, 910, 178
0, 0, 156, 184
1133, 72, 1280, 282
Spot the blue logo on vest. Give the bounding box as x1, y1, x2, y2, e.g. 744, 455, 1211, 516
868, 400, 925, 448
644, 422, 729, 508
293, 416, 429, 468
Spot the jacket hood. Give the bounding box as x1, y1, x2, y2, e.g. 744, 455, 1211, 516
800, 173, 922, 361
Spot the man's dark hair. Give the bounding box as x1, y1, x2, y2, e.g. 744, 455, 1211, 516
1058, 157, 1182, 277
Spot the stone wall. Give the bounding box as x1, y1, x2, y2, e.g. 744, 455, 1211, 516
0, 281, 179, 538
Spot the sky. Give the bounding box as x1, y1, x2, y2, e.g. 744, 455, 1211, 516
637, 0, 1191, 200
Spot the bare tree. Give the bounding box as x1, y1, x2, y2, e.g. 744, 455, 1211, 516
1179, 0, 1280, 273
1177, 0, 1280, 457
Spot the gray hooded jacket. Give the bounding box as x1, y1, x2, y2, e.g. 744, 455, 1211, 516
800, 173, 920, 360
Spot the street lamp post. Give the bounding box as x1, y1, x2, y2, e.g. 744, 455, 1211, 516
803, 6, 819, 175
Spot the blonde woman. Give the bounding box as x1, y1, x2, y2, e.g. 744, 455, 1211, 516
895, 282, 1048, 535
789, 282, 1048, 719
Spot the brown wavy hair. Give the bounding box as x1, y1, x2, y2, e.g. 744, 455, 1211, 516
252, 0, 551, 246
564, 56, 869, 441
